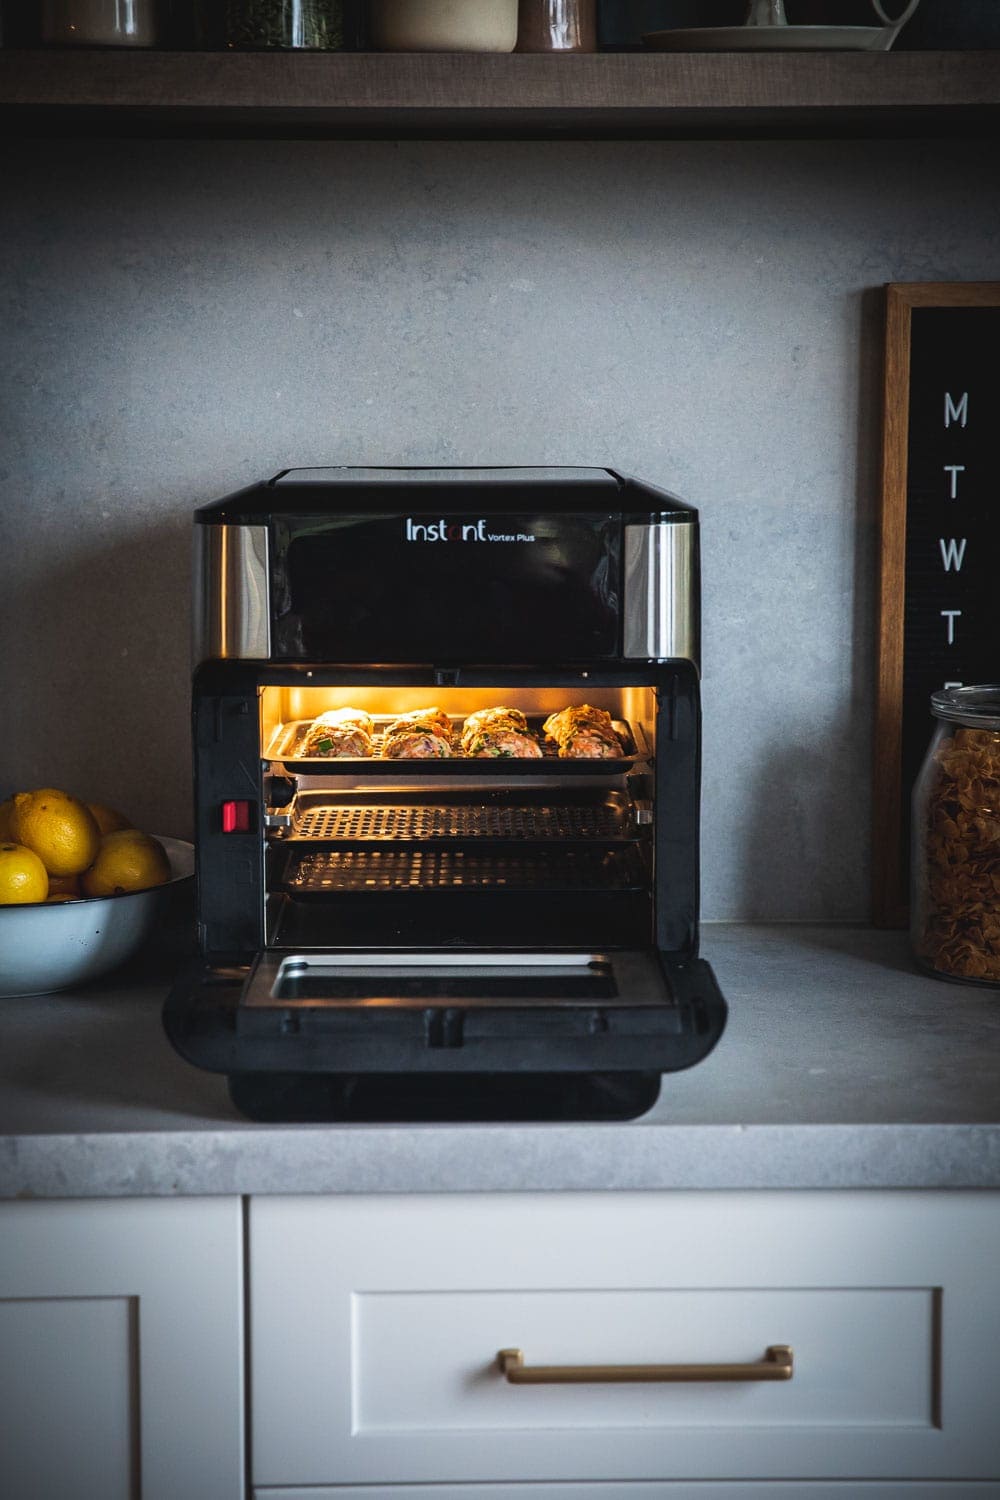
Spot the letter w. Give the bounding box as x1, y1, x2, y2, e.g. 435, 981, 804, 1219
939, 537, 967, 572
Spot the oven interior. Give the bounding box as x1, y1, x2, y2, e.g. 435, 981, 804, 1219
258, 683, 658, 959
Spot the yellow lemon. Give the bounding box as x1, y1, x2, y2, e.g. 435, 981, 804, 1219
81, 830, 171, 898
11, 788, 101, 877
0, 798, 15, 841
0, 842, 49, 904
87, 802, 132, 836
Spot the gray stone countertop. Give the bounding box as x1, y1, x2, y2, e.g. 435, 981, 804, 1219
2, 924, 999, 1199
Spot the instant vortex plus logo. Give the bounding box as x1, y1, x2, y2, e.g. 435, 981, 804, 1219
404, 518, 536, 543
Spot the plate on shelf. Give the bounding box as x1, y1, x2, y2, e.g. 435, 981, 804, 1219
643, 25, 896, 50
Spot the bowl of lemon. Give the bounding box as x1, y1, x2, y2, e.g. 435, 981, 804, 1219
0, 789, 194, 998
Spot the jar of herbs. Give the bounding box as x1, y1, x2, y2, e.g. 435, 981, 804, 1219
911, 685, 1000, 986
211, 0, 346, 48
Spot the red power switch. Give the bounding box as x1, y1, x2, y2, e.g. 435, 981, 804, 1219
222, 800, 251, 833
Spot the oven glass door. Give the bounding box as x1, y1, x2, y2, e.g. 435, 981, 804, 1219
270, 512, 621, 663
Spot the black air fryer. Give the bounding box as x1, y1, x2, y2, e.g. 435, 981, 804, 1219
164, 467, 726, 1121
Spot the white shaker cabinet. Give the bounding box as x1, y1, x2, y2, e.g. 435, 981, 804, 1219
0, 1197, 244, 1500
2, 1189, 998, 1497
249, 1190, 1000, 1492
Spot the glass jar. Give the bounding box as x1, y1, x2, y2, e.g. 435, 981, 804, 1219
216, 0, 345, 48
40, 0, 157, 46
517, 0, 597, 50
911, 685, 1000, 986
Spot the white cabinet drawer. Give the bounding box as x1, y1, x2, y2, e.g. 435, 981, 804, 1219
249, 1191, 1000, 1487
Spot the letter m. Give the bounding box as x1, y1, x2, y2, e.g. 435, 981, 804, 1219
944, 392, 968, 428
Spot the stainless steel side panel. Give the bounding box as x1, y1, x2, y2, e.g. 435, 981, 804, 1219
623, 521, 700, 669
193, 523, 271, 664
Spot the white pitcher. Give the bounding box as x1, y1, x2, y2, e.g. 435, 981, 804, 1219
745, 0, 923, 47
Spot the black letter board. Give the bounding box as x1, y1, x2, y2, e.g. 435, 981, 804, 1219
874, 282, 1000, 927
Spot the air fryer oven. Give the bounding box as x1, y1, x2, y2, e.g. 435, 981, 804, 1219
164, 467, 726, 1121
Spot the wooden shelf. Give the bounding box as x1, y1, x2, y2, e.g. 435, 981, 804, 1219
1, 48, 998, 137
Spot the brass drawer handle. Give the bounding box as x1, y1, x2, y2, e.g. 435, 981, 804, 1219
498, 1344, 793, 1384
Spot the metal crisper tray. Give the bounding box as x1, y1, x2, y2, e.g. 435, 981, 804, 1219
274, 787, 650, 898
266, 715, 645, 776
282, 845, 646, 896
282, 787, 646, 844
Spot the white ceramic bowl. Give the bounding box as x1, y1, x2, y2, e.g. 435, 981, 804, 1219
0, 837, 194, 998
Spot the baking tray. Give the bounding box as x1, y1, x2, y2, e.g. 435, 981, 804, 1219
265, 715, 647, 776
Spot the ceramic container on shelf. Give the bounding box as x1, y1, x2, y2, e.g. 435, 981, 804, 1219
40, 0, 157, 46
369, 0, 519, 50
517, 0, 597, 50
910, 685, 1000, 988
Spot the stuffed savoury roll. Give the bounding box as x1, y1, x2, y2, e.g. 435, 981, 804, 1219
302, 708, 374, 758
542, 704, 623, 759
380, 708, 452, 759
461, 707, 541, 759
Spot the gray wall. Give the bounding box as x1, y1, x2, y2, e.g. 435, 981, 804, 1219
2, 136, 998, 921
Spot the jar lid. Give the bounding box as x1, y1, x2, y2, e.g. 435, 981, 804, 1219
930, 684, 1000, 729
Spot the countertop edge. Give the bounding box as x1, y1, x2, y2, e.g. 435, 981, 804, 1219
4, 1122, 1000, 1199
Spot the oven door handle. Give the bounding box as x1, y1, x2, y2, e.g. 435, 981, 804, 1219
497, 1345, 794, 1384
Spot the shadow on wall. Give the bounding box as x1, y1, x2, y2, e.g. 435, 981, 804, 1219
740, 734, 864, 922
734, 285, 884, 924
2, 515, 194, 842
848, 285, 887, 926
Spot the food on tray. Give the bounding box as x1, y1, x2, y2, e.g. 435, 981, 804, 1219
543, 704, 624, 759
461, 706, 542, 759
302, 708, 374, 758
382, 728, 452, 759
469, 730, 544, 759
330, 707, 375, 736
384, 708, 452, 742
290, 702, 630, 763
381, 708, 453, 759
460, 707, 527, 748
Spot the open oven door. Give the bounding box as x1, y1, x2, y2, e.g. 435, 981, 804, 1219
164, 945, 726, 1122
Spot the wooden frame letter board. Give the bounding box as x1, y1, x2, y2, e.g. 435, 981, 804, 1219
874, 282, 1000, 928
